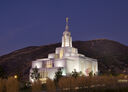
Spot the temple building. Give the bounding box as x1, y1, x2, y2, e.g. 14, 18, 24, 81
29, 18, 98, 83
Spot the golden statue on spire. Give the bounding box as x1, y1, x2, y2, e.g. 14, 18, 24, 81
66, 17, 69, 24
65, 17, 69, 31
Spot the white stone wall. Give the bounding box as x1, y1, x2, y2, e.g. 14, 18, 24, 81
66, 57, 80, 74
39, 68, 58, 79
48, 53, 55, 59
46, 68, 58, 79
32, 60, 42, 68
54, 59, 66, 68
55, 47, 78, 59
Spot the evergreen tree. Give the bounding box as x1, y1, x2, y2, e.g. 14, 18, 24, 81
54, 68, 63, 82
89, 71, 93, 77
0, 66, 5, 78
72, 69, 79, 78
30, 67, 40, 81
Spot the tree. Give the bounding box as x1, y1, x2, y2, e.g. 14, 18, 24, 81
89, 71, 93, 77
54, 68, 63, 82
71, 69, 79, 78
0, 66, 5, 78
30, 67, 40, 81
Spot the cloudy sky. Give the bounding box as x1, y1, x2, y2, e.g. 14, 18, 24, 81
0, 0, 128, 56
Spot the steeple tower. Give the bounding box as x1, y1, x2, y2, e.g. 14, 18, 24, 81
61, 17, 72, 47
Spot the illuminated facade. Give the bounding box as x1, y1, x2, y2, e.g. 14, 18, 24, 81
29, 18, 98, 83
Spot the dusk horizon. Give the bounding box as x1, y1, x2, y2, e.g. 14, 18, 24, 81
0, 38, 127, 56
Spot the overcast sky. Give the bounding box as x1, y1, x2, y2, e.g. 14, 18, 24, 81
0, 0, 128, 56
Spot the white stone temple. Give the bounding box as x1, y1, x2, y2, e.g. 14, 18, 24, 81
29, 18, 98, 83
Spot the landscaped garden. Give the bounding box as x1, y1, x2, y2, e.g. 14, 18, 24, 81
1, 74, 128, 92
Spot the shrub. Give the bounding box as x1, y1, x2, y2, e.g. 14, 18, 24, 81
72, 69, 79, 78
58, 76, 78, 92
54, 68, 63, 83
32, 80, 42, 92
76, 76, 86, 88
58, 77, 71, 90
0, 79, 6, 92
6, 77, 19, 92
46, 78, 56, 92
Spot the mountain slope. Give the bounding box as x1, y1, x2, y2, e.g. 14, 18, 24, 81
0, 39, 128, 80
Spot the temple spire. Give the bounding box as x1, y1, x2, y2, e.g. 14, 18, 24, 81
65, 17, 69, 31
62, 17, 72, 47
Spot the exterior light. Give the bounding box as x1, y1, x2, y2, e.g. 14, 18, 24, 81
14, 75, 18, 79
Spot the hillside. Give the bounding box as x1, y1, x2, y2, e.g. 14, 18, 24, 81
0, 39, 128, 80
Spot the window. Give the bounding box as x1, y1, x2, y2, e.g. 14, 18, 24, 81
46, 61, 52, 68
